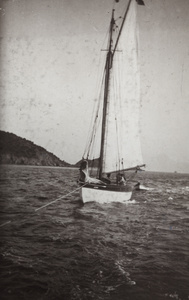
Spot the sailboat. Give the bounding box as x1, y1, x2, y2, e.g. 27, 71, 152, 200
78, 0, 145, 204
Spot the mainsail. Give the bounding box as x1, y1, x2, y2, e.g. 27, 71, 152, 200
83, 0, 144, 175
101, 0, 143, 174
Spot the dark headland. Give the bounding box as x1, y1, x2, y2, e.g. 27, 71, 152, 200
0, 130, 70, 167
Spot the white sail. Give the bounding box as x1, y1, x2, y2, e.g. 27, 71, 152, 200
102, 0, 143, 173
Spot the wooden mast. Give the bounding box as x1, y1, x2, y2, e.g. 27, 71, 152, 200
98, 9, 115, 180
98, 0, 132, 179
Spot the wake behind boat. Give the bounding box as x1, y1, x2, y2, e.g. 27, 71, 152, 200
78, 0, 145, 204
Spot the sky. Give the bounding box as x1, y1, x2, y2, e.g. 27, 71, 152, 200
0, 0, 189, 172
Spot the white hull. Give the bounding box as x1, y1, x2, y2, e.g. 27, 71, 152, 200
80, 185, 132, 204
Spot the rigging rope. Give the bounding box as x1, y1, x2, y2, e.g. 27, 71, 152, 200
0, 184, 86, 228
34, 185, 85, 212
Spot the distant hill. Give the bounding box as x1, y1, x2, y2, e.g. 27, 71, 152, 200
0, 131, 70, 167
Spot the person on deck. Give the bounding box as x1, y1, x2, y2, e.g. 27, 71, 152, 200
116, 173, 126, 185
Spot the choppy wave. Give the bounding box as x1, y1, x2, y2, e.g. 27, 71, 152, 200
0, 165, 189, 300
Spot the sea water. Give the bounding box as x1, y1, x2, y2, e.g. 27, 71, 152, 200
0, 165, 189, 300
